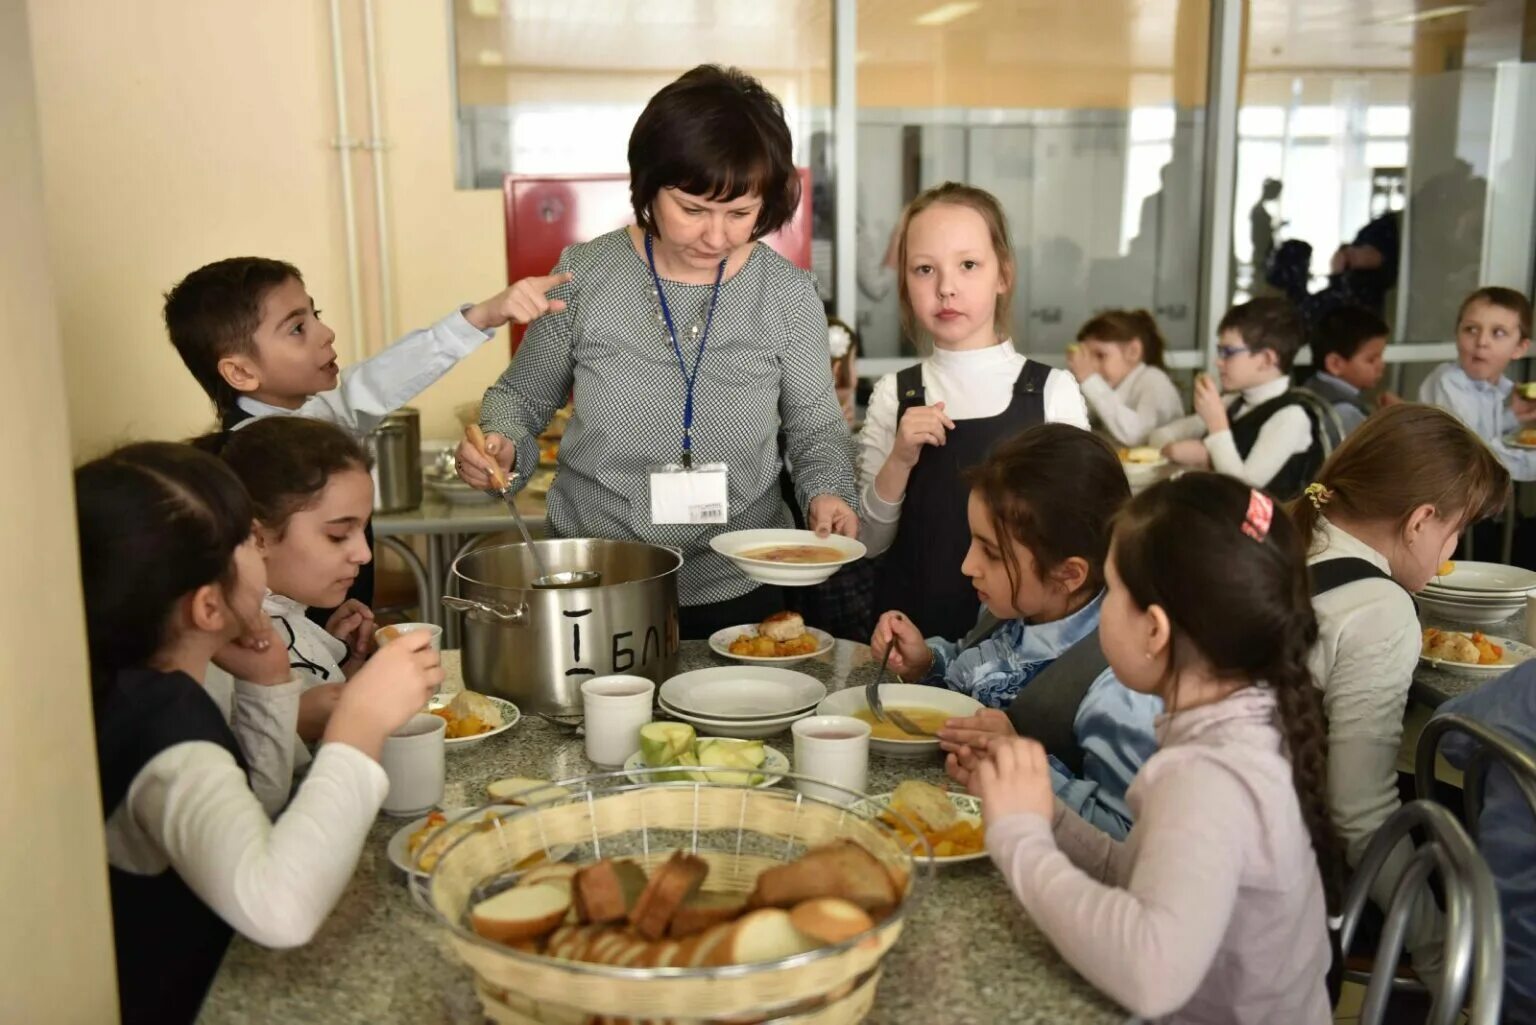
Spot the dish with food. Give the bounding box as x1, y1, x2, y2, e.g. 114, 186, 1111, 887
737, 545, 846, 565
388, 808, 565, 877
817, 682, 983, 757
710, 529, 866, 587
626, 723, 788, 786
1507, 428, 1536, 450
1117, 446, 1165, 466
428, 691, 520, 747
711, 612, 834, 665
859, 781, 987, 865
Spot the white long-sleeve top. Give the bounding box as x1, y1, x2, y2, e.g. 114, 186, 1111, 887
1307, 518, 1444, 975
1148, 375, 1312, 490
203, 668, 302, 816
264, 591, 350, 774
234, 308, 494, 435
1418, 362, 1536, 480
986, 686, 1331, 1023
857, 341, 1089, 557
1080, 363, 1185, 447
104, 731, 387, 949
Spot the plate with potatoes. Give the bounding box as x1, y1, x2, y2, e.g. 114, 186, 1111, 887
1419, 628, 1534, 676
856, 781, 988, 866
709, 611, 834, 665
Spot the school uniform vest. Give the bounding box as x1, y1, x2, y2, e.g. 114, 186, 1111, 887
874, 360, 1051, 641
1299, 373, 1372, 421
95, 668, 251, 1025
220, 405, 376, 618
1226, 391, 1328, 502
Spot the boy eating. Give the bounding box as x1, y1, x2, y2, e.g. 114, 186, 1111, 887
1299, 304, 1390, 436
1151, 297, 1326, 500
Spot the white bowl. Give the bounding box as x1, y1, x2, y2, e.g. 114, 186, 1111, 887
1414, 594, 1524, 627
660, 666, 827, 720
817, 683, 984, 758
709, 529, 866, 587
1430, 561, 1536, 594
708, 625, 835, 666
656, 700, 815, 739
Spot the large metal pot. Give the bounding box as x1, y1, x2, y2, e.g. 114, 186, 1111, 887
445, 538, 681, 714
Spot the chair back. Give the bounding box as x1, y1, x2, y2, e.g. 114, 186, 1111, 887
1338, 800, 1503, 1025
1416, 712, 1536, 835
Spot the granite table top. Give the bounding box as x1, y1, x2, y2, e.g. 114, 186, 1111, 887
197, 642, 1127, 1025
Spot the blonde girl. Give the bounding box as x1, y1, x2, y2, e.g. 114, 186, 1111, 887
861, 181, 1089, 641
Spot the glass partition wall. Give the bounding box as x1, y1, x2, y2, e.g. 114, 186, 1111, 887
452, 0, 1536, 384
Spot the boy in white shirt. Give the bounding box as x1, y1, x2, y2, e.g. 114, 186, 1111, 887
1151, 297, 1323, 500
1418, 286, 1536, 479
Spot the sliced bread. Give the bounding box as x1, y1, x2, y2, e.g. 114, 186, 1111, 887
890, 780, 959, 832
629, 851, 710, 941
749, 840, 897, 914
709, 908, 819, 966
470, 883, 571, 944
573, 859, 648, 924
789, 898, 873, 945
667, 891, 747, 939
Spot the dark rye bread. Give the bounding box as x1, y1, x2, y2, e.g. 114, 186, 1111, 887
572, 858, 648, 924
748, 840, 897, 914
628, 851, 710, 941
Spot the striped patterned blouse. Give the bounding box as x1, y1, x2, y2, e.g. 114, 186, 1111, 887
480, 228, 858, 606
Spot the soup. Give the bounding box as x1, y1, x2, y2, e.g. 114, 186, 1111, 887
852, 706, 950, 741
738, 544, 845, 564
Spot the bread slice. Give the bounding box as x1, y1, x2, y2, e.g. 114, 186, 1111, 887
470, 883, 571, 944
520, 862, 578, 890
749, 840, 897, 914
668, 891, 747, 939
710, 908, 820, 966
686, 922, 736, 966
629, 851, 710, 940
890, 780, 959, 832
487, 776, 571, 806
449, 689, 503, 728
789, 898, 873, 945
573, 859, 648, 924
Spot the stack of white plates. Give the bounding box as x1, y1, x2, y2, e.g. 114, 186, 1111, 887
657, 667, 826, 739
1417, 561, 1536, 626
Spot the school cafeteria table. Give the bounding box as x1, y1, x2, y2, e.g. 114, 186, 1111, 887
196, 642, 1128, 1025
373, 491, 547, 647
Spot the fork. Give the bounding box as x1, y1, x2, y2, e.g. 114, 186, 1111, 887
865, 645, 893, 723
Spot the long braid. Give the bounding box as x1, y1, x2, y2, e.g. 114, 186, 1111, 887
1271, 657, 1343, 914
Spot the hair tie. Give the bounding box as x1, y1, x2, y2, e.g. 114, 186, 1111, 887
1303, 482, 1334, 510
1242, 489, 1274, 542
827, 323, 852, 359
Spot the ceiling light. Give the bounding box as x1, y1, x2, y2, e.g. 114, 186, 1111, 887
1378, 4, 1478, 26
913, 2, 981, 27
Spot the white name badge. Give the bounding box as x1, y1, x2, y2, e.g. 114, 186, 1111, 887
649, 462, 729, 525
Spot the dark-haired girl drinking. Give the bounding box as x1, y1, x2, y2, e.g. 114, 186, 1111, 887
455, 64, 858, 639
80, 442, 440, 1024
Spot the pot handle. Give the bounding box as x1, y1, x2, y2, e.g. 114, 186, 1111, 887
441, 595, 528, 625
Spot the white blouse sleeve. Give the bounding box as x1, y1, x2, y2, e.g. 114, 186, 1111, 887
1082, 369, 1184, 447
202, 666, 302, 817
1041, 367, 1091, 429
1206, 404, 1312, 488
857, 371, 904, 557
113, 740, 387, 948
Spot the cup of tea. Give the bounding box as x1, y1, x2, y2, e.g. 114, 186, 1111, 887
581, 675, 656, 768
375, 622, 444, 651
791, 715, 871, 806
379, 713, 447, 816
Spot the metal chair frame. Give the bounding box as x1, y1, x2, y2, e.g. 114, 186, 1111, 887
1416, 712, 1536, 838
1338, 800, 1504, 1025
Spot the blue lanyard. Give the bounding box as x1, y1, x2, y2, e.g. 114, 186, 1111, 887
645, 233, 725, 469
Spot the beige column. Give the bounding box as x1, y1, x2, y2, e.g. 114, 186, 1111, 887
0, 0, 118, 1020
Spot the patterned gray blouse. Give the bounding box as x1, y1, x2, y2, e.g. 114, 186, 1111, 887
480, 229, 857, 606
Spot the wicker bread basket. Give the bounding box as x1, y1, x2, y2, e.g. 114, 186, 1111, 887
417, 772, 927, 1023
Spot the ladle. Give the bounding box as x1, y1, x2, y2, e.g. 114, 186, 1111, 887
463, 425, 600, 590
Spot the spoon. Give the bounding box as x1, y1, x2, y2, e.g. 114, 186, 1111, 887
529, 710, 583, 735
867, 619, 938, 738
464, 425, 600, 590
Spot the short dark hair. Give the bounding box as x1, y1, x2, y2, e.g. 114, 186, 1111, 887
965, 424, 1130, 604
1218, 297, 1307, 372
628, 65, 800, 241
194, 417, 371, 535
164, 257, 303, 414
75, 442, 254, 688
1311, 304, 1388, 365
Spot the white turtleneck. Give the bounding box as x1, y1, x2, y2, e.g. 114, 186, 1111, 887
858, 340, 1089, 557
1148, 374, 1313, 489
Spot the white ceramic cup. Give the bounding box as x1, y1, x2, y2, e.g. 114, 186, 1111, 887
581, 675, 656, 768
375, 622, 444, 651
792, 715, 871, 806
1525, 594, 1536, 646
379, 713, 447, 817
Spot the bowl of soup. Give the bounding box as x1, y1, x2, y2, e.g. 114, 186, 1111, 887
817, 683, 984, 758
710, 529, 867, 587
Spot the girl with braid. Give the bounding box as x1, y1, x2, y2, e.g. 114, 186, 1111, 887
968, 473, 1337, 1023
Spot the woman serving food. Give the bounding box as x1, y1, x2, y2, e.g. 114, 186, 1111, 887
457, 65, 859, 639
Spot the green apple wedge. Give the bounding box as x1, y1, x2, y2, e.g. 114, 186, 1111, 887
639, 722, 697, 781
697, 739, 766, 785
